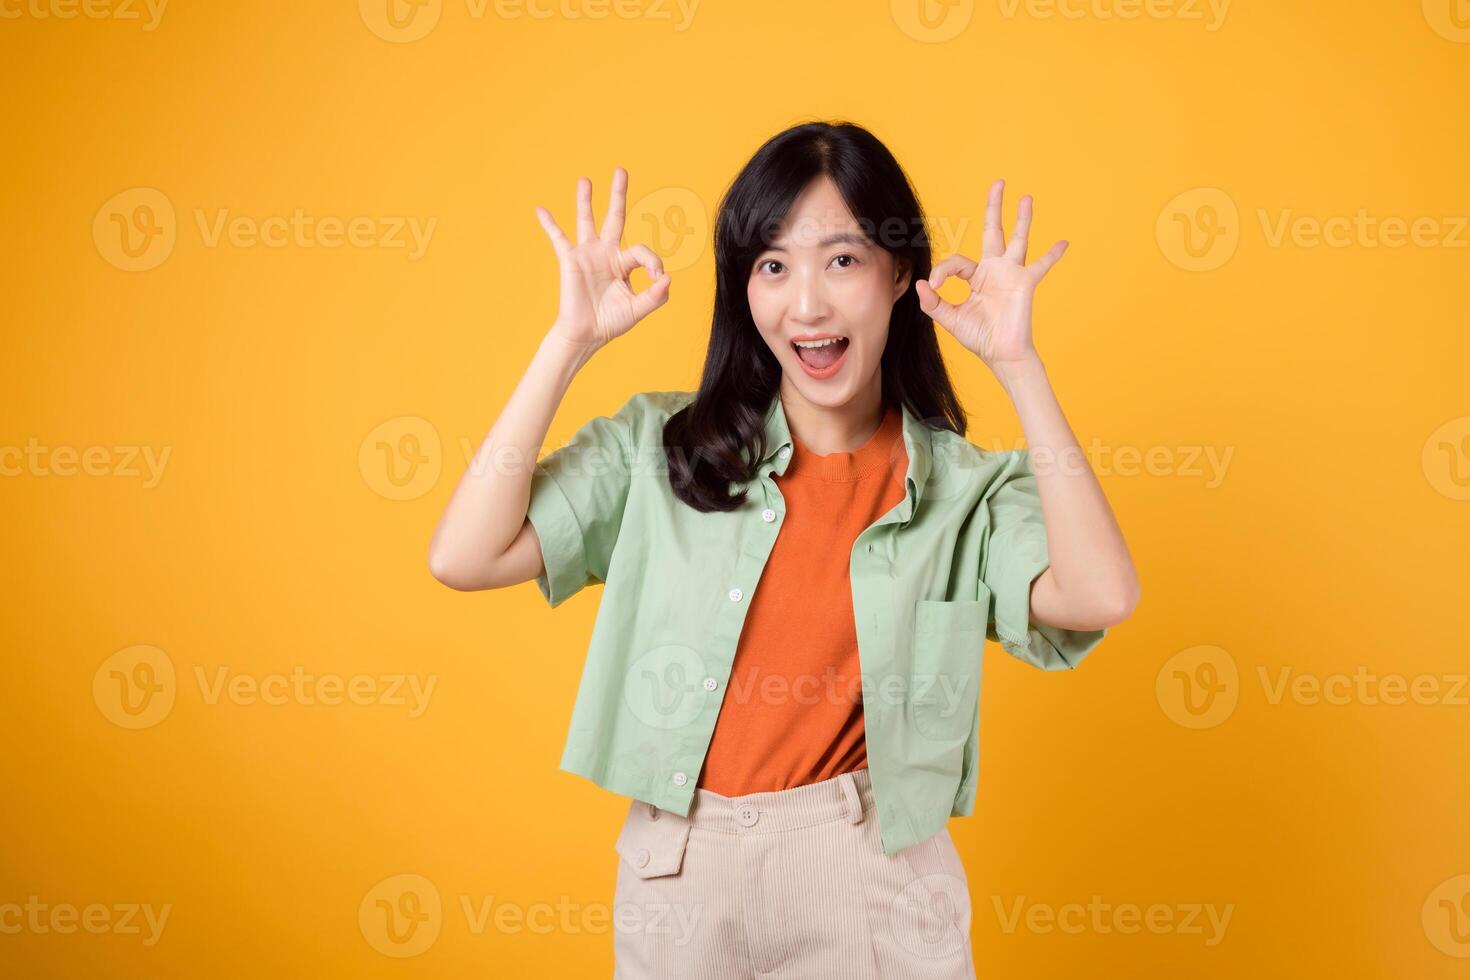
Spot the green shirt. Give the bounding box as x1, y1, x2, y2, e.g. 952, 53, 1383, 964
526, 388, 1107, 855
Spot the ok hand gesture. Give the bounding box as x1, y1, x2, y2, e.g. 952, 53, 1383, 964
915, 179, 1067, 370
537, 167, 671, 353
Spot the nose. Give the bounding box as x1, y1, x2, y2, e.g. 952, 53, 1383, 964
791, 267, 829, 324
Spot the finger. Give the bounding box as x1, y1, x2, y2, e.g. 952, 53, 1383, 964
628, 273, 672, 322
600, 167, 628, 243
535, 206, 571, 258
575, 175, 596, 244
1028, 239, 1068, 279
620, 243, 665, 281
981, 179, 1006, 260
928, 253, 978, 288
915, 279, 961, 333
1006, 194, 1032, 263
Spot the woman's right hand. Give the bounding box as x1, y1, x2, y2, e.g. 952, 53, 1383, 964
536, 167, 671, 353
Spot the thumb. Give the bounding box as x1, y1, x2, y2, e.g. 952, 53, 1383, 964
628, 273, 671, 322
916, 279, 960, 333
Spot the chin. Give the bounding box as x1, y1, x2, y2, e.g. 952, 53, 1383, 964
784, 356, 866, 405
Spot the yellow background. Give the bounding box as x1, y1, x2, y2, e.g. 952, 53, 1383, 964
3, 0, 1469, 976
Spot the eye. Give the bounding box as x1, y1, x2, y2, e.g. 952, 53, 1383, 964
757, 259, 784, 275
831, 253, 858, 269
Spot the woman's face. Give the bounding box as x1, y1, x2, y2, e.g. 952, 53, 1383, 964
746, 176, 911, 409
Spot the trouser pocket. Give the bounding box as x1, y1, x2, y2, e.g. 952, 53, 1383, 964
858, 818, 975, 977
611, 799, 702, 979
614, 799, 692, 879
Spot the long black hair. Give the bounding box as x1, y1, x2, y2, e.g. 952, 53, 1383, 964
662, 119, 968, 512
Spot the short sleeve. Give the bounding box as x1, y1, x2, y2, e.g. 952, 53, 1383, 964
525, 394, 639, 609
980, 448, 1108, 670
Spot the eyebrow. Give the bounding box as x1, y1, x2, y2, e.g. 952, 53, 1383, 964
762, 232, 873, 251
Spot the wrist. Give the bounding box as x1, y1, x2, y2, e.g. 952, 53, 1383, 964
991, 354, 1048, 397
541, 327, 602, 372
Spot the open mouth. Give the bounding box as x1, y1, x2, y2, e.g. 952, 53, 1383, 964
791, 336, 850, 374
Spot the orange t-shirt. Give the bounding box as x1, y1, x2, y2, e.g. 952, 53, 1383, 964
696, 401, 908, 796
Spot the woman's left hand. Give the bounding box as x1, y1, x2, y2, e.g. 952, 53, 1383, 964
916, 179, 1068, 370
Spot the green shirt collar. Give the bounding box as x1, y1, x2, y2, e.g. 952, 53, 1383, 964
758, 391, 935, 523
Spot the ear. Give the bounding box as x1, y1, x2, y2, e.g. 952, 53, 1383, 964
892, 257, 912, 299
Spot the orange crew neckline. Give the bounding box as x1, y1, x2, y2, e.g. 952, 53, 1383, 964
784, 402, 904, 483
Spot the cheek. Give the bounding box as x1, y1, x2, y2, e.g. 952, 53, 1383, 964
837, 276, 895, 324
746, 286, 784, 340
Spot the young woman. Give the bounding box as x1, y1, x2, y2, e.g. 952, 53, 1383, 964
428, 121, 1139, 979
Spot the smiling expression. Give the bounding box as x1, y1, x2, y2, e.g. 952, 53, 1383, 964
746, 176, 912, 407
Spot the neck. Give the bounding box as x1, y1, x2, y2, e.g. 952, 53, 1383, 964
777, 376, 886, 456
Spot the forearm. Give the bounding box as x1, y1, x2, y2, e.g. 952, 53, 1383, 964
427, 329, 597, 588
994, 355, 1139, 627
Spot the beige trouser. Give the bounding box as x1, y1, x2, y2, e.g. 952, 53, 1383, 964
611, 767, 976, 979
